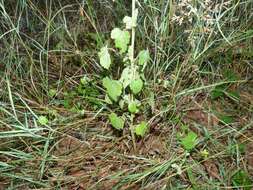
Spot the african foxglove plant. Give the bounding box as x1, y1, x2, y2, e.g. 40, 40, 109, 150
98, 0, 150, 148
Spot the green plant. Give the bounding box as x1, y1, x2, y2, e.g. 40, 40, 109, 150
98, 0, 150, 147
232, 170, 253, 190
177, 125, 199, 151
37, 116, 49, 126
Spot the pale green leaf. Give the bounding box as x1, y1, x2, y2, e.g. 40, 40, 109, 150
120, 67, 132, 89
102, 77, 122, 101
109, 113, 124, 130
120, 66, 140, 89
123, 16, 132, 29
123, 9, 138, 29
128, 102, 138, 114
98, 46, 111, 69
130, 79, 143, 94
138, 49, 150, 65
38, 116, 48, 126
180, 131, 198, 151
200, 149, 209, 159
135, 121, 148, 137
111, 28, 130, 53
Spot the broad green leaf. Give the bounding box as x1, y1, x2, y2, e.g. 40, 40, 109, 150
120, 67, 132, 88
123, 16, 132, 29
102, 77, 122, 101
111, 28, 130, 53
120, 67, 139, 89
128, 102, 138, 114
123, 9, 138, 29
232, 170, 252, 190
135, 121, 149, 137
109, 113, 124, 130
138, 49, 150, 65
38, 116, 48, 126
130, 79, 143, 94
180, 131, 198, 151
98, 46, 111, 69
218, 115, 233, 125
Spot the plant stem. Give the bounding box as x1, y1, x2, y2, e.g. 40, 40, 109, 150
130, 0, 136, 75
130, 0, 137, 152
130, 115, 137, 151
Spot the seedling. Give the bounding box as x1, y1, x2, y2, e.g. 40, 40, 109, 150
177, 125, 199, 151
38, 116, 48, 126
200, 149, 209, 159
